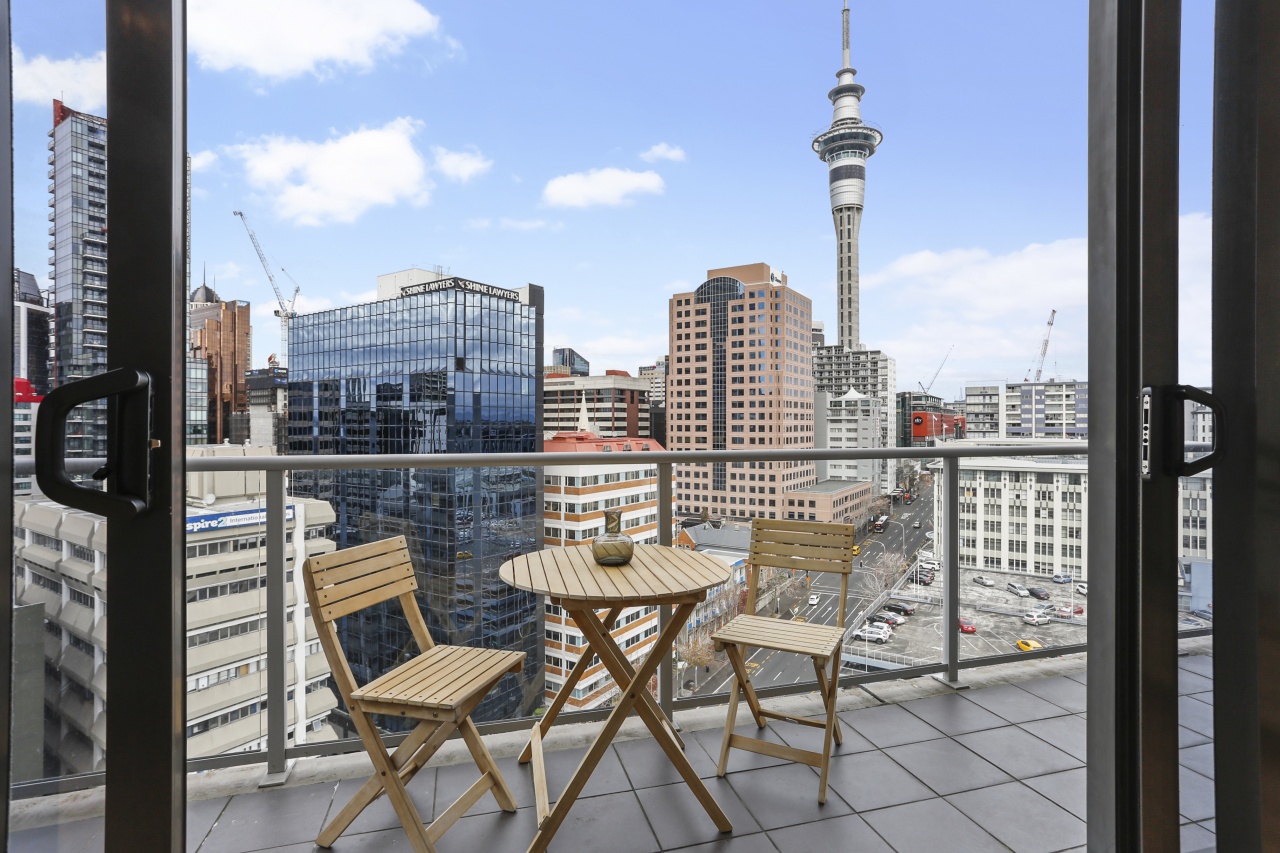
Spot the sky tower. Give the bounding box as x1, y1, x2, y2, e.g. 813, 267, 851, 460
812, 2, 882, 349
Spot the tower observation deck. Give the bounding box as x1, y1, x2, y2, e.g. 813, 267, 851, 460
812, 1, 882, 350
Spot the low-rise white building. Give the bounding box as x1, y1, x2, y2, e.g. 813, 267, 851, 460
815, 387, 883, 490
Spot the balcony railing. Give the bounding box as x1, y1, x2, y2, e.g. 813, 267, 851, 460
10, 442, 1211, 800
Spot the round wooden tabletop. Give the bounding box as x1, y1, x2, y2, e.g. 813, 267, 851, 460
499, 544, 732, 606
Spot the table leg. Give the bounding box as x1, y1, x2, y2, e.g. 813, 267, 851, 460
519, 606, 623, 764
526, 603, 730, 853
575, 605, 732, 833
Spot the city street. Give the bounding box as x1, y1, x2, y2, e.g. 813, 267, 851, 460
692, 483, 937, 696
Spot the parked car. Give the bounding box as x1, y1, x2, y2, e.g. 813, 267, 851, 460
1016, 639, 1044, 652
808, 593, 821, 606
1191, 608, 1214, 621
1077, 583, 1089, 596
1032, 601, 1056, 612
851, 624, 892, 644
911, 574, 934, 586
973, 574, 995, 587
1028, 587, 1051, 600
1056, 604, 1085, 617
919, 560, 940, 570
868, 612, 905, 627
958, 617, 977, 634
1007, 582, 1030, 597
884, 601, 916, 616
1052, 573, 1074, 584
1024, 611, 1052, 626
913, 520, 922, 528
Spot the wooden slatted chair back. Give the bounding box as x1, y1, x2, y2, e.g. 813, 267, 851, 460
302, 535, 435, 703
746, 519, 858, 629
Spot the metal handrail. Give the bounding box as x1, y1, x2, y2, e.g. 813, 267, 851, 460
14, 441, 1110, 795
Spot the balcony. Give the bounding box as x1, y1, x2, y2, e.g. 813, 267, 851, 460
8, 446, 1217, 852
10, 639, 1216, 852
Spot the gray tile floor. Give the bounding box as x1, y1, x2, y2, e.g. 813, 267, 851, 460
13, 653, 1217, 853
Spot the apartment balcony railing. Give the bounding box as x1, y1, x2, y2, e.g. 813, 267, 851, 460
11, 443, 1212, 802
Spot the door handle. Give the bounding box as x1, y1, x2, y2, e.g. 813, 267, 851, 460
1140, 384, 1224, 480
34, 368, 155, 519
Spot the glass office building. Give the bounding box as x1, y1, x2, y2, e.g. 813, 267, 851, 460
287, 278, 545, 722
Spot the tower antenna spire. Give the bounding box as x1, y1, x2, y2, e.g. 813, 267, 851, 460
842, 1, 850, 68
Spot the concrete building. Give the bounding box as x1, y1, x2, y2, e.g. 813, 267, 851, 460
287, 271, 545, 722
815, 387, 882, 488
1181, 471, 1213, 561
230, 367, 289, 452
550, 347, 589, 377
814, 345, 898, 492
895, 390, 964, 448
667, 264, 817, 521
14, 269, 51, 395
1003, 379, 1089, 439
542, 372, 651, 440
783, 478, 875, 526
48, 100, 109, 458
638, 356, 668, 408
190, 283, 253, 445
14, 378, 41, 496
11, 445, 339, 776
540, 431, 663, 709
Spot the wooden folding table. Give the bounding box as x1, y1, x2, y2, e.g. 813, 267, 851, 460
499, 544, 734, 853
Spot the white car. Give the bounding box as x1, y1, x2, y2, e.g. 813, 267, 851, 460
1077, 583, 1088, 596
1008, 582, 1030, 597
851, 624, 892, 644
972, 574, 995, 587
912, 521, 922, 528
920, 560, 941, 571
1023, 611, 1052, 626
808, 593, 820, 606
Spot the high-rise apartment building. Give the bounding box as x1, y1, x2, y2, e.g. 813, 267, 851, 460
1003, 380, 1088, 439
14, 269, 52, 395
230, 367, 289, 451
963, 384, 1002, 438
541, 431, 662, 710
815, 387, 882, 487
12, 445, 339, 776
542, 371, 650, 439
638, 356, 668, 407
287, 272, 545, 722
814, 345, 898, 492
550, 347, 589, 377
667, 264, 817, 520
48, 100, 109, 457
190, 283, 253, 444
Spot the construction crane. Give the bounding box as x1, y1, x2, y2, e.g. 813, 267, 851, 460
919, 344, 954, 395
1025, 309, 1058, 382
233, 210, 299, 369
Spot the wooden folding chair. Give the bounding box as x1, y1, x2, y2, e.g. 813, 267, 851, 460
303, 536, 525, 853
710, 518, 858, 803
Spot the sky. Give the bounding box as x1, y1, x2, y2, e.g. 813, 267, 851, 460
11, 1, 1216, 398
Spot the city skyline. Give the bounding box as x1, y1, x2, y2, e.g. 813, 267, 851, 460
11, 2, 1215, 393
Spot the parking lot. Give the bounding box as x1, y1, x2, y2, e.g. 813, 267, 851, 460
844, 565, 1090, 664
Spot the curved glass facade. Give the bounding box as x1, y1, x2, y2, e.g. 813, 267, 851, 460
287, 284, 545, 722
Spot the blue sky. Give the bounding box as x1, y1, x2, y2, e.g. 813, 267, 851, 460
11, 1, 1215, 396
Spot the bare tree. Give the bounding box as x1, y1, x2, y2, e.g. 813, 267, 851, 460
676, 631, 716, 690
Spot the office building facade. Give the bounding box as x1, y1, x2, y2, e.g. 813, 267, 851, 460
286, 275, 545, 721
190, 283, 253, 444
815, 387, 882, 488
550, 346, 589, 377
964, 384, 1002, 438
12, 445, 338, 776
14, 269, 52, 395
638, 356, 668, 407
667, 263, 817, 520
1003, 379, 1089, 439
542, 371, 650, 440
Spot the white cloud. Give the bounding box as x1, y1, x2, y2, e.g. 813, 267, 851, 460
339, 288, 379, 304
1178, 212, 1212, 385
430, 145, 492, 183
640, 143, 686, 163
663, 279, 692, 293
13, 47, 106, 112
188, 0, 442, 81
500, 218, 558, 231
467, 218, 492, 229
226, 118, 430, 226
542, 168, 664, 208
190, 150, 219, 172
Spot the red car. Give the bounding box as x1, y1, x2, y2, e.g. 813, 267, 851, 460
958, 617, 977, 634
1056, 604, 1085, 617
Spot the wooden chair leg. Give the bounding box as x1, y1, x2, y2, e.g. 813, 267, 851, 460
724, 644, 765, 728
813, 656, 843, 746
717, 674, 740, 777
343, 709, 438, 853
460, 716, 517, 812
817, 652, 840, 805
318, 719, 451, 848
